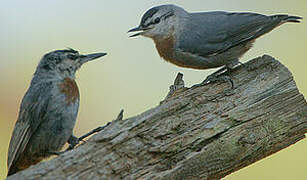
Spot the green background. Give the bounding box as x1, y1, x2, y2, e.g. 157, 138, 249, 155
1, 0, 306, 179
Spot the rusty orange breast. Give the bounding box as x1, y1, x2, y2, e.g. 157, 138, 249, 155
153, 35, 176, 62
58, 77, 79, 105
153, 35, 196, 68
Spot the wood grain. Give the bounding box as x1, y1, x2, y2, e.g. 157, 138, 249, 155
8, 55, 307, 180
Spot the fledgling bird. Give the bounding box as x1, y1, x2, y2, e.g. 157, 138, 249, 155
128, 4, 302, 85
7, 49, 106, 176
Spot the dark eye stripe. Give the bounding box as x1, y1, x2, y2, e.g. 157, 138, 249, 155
143, 20, 158, 28
141, 7, 159, 25
163, 11, 174, 20
141, 11, 174, 28
67, 54, 78, 60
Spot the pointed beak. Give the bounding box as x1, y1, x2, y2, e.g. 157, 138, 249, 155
128, 26, 144, 38
80, 52, 107, 64
128, 26, 142, 32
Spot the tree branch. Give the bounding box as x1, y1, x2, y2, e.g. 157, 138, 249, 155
8, 55, 307, 180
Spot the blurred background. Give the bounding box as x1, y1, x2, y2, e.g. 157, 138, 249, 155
0, 0, 306, 179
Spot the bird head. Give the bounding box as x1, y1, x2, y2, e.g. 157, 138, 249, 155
128, 4, 187, 39
36, 49, 106, 78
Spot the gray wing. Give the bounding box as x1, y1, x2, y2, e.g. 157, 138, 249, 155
177, 11, 282, 56
7, 81, 53, 170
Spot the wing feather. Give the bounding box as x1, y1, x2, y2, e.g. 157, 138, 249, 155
7, 81, 52, 170
178, 11, 281, 57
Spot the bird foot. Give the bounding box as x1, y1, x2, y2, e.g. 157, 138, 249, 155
192, 66, 234, 88
46, 136, 82, 156
66, 135, 82, 151
203, 73, 234, 88
47, 151, 66, 156
49, 110, 123, 156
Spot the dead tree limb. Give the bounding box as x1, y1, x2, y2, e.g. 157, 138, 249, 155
7, 55, 307, 180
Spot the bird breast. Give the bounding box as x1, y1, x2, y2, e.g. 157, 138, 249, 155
153, 35, 208, 69
58, 77, 80, 105
153, 35, 176, 62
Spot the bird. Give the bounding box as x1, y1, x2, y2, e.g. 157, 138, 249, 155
128, 4, 302, 86
7, 49, 106, 176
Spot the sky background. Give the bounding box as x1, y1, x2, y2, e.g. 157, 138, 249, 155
1, 0, 306, 179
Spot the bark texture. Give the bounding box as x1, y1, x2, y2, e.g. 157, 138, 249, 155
7, 55, 307, 180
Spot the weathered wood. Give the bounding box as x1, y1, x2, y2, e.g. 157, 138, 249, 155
7, 55, 307, 180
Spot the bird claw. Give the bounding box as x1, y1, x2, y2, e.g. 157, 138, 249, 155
196, 64, 237, 88
203, 74, 234, 88
53, 112, 122, 154
68, 135, 80, 145
192, 72, 234, 89
46, 136, 81, 156
47, 151, 65, 156
66, 135, 81, 151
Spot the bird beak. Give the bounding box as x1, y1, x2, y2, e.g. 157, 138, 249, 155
80, 52, 107, 64
128, 26, 144, 37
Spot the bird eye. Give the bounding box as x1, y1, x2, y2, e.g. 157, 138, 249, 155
67, 54, 78, 60
154, 17, 160, 24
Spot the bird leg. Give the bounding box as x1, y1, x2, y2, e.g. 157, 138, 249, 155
192, 66, 234, 88
48, 110, 124, 156
64, 127, 105, 152
203, 62, 247, 88
47, 133, 98, 156
47, 135, 81, 156
203, 66, 234, 88
73, 110, 124, 145
66, 135, 82, 151
47, 151, 64, 156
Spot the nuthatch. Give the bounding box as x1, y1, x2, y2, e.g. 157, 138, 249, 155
7, 49, 106, 176
128, 4, 302, 85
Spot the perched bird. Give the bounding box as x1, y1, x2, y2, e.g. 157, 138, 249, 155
128, 4, 302, 85
7, 49, 106, 176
